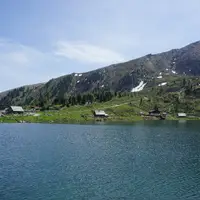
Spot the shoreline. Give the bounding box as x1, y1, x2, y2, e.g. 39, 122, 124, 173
1, 116, 200, 125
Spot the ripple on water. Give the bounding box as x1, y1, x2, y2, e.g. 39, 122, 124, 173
0, 122, 200, 200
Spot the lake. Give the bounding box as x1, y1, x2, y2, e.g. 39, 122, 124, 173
0, 121, 200, 200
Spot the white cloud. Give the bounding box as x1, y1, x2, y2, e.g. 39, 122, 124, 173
54, 41, 125, 64
0, 39, 125, 91
0, 39, 63, 91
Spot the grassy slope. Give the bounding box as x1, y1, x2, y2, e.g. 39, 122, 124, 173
1, 92, 200, 123
1, 75, 200, 123
0, 97, 142, 123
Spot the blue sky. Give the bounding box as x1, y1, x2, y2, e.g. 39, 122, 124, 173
0, 0, 200, 91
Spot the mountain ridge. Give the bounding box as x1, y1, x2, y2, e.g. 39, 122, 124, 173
1, 40, 200, 106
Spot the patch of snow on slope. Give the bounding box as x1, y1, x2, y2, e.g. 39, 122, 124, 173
79, 74, 82, 76
75, 74, 78, 76
101, 85, 104, 88
158, 82, 167, 86
172, 70, 177, 74
159, 72, 162, 75
157, 76, 162, 79
131, 81, 147, 92
77, 80, 80, 83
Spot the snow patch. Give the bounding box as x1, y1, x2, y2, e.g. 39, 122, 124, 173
159, 72, 162, 75
101, 85, 104, 88
131, 81, 147, 92
158, 82, 167, 86
77, 80, 80, 83
79, 74, 82, 76
157, 76, 163, 79
172, 70, 176, 74
166, 68, 169, 71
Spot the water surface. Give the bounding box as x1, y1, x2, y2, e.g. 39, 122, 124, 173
0, 121, 200, 199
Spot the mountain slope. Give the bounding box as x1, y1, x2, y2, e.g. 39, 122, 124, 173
1, 41, 200, 106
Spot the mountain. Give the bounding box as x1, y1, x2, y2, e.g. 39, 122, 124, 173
1, 41, 200, 106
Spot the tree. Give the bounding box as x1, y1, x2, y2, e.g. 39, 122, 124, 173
104, 91, 113, 101
174, 103, 179, 113
81, 94, 87, 105
60, 98, 65, 106
38, 92, 45, 107
139, 98, 143, 106
154, 104, 159, 111
182, 78, 186, 87
68, 96, 72, 105
77, 94, 82, 105
87, 93, 94, 103
71, 96, 77, 105
53, 98, 59, 105
118, 92, 122, 98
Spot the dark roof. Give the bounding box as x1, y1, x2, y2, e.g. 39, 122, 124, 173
149, 110, 160, 113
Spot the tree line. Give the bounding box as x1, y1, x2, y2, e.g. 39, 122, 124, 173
36, 89, 137, 108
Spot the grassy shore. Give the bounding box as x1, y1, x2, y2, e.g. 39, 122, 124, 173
1, 95, 200, 124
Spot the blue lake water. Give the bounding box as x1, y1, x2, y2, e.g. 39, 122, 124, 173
0, 121, 200, 200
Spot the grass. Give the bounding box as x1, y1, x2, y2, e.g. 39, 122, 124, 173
1, 93, 200, 124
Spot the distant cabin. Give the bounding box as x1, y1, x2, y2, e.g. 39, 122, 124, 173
93, 110, 108, 118
6, 106, 24, 114
149, 110, 161, 117
177, 113, 187, 118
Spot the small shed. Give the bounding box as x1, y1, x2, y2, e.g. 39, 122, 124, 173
162, 112, 168, 117
149, 110, 161, 117
177, 113, 187, 118
7, 106, 24, 114
94, 110, 108, 118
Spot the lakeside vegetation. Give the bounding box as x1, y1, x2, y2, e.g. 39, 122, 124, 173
1, 86, 200, 124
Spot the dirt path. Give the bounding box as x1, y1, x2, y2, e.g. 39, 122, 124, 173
102, 102, 129, 109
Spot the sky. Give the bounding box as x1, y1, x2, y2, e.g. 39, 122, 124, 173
0, 0, 200, 91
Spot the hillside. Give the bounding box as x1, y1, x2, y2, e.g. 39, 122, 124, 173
1, 41, 200, 107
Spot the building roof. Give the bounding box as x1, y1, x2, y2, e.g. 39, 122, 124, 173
94, 110, 108, 116
149, 110, 160, 113
177, 113, 187, 117
10, 106, 24, 112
